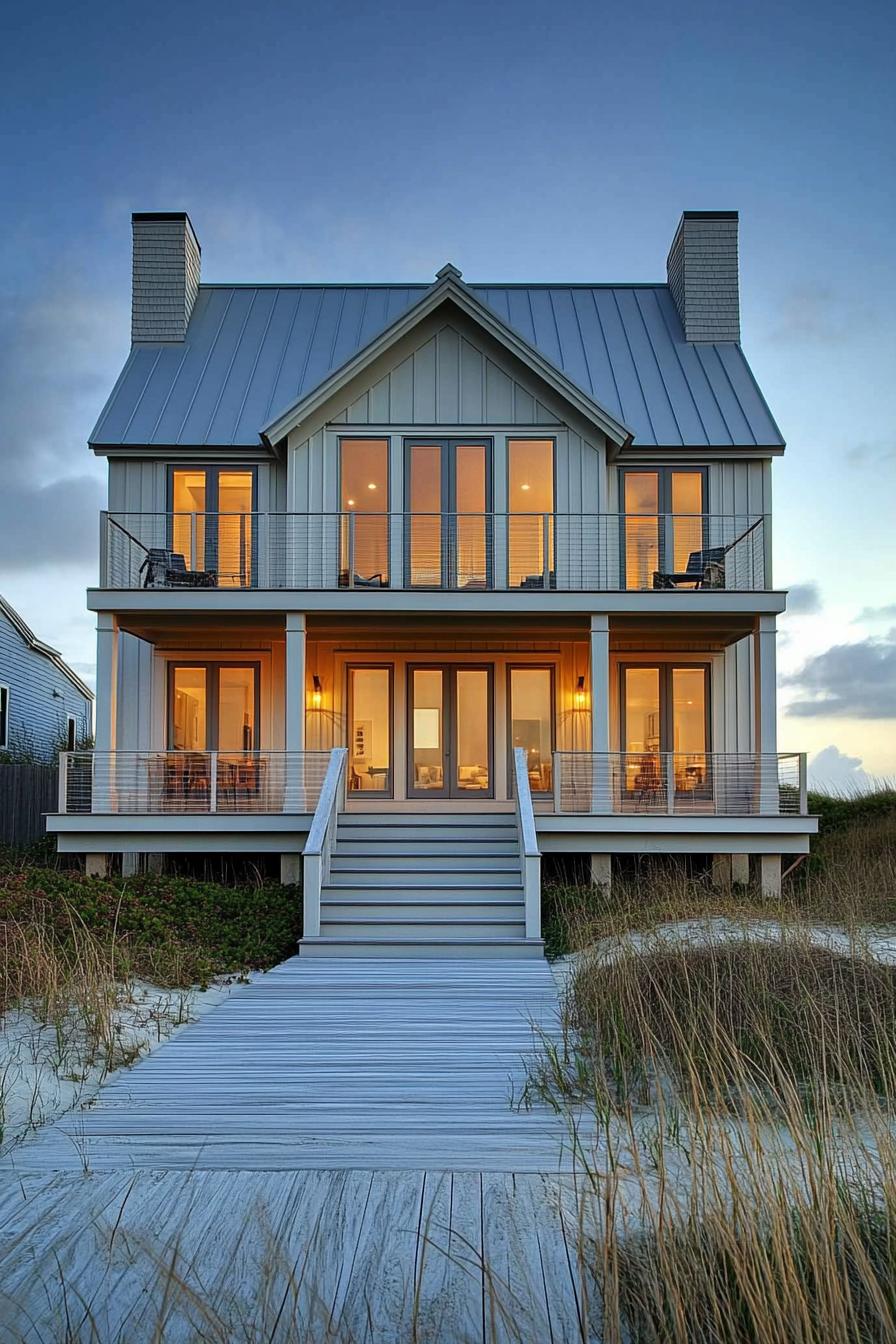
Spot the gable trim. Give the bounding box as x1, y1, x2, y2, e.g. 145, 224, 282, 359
261, 274, 633, 448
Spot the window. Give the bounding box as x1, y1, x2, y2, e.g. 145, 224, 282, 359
66, 716, 77, 751
621, 663, 710, 800
340, 438, 389, 586
508, 439, 554, 588
508, 666, 554, 793
0, 686, 8, 749
170, 467, 255, 587
347, 667, 392, 795
404, 439, 490, 588
621, 468, 706, 589
168, 664, 259, 752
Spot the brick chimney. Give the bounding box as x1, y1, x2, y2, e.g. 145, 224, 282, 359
666, 211, 740, 343
131, 212, 201, 344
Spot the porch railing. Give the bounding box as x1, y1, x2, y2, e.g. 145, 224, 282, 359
512, 746, 542, 939
57, 751, 332, 815
551, 752, 808, 817
100, 511, 768, 592
302, 747, 348, 939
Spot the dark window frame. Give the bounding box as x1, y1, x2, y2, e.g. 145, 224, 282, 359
166, 660, 262, 752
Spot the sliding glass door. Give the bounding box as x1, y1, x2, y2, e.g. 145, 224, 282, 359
621, 663, 710, 803
169, 663, 259, 752
405, 441, 490, 588
170, 468, 255, 587
622, 469, 706, 589
408, 665, 493, 797
347, 666, 393, 794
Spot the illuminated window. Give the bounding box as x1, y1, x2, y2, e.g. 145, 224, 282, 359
340, 439, 389, 586
508, 439, 554, 588
622, 469, 706, 589
170, 467, 254, 587
169, 664, 258, 752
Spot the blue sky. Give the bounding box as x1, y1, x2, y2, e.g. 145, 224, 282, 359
1, 0, 894, 784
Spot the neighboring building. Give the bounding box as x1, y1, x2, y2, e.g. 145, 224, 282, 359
49, 210, 817, 955
0, 596, 93, 761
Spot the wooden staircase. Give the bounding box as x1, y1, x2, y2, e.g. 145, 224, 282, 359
299, 812, 544, 959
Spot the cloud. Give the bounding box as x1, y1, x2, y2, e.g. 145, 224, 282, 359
0, 475, 103, 570
768, 286, 876, 346
808, 745, 872, 792
846, 441, 896, 469
786, 582, 821, 615
857, 604, 896, 624
784, 629, 896, 718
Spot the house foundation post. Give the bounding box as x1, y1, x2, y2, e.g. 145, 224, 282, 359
760, 854, 782, 898
280, 853, 301, 885
731, 853, 750, 886
121, 853, 139, 878
589, 853, 612, 891
85, 854, 110, 878
711, 854, 732, 888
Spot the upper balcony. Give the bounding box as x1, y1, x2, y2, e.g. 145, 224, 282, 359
100, 511, 768, 595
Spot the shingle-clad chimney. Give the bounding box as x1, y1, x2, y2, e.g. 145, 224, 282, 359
666, 211, 740, 343
131, 212, 201, 344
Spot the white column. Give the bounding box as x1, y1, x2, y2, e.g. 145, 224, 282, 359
753, 616, 778, 811
94, 614, 119, 755
590, 615, 610, 813
285, 613, 306, 753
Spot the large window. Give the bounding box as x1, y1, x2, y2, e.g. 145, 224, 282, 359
340, 439, 389, 587
170, 467, 255, 587
622, 468, 706, 589
508, 666, 554, 793
348, 666, 392, 794
169, 663, 259, 752
508, 439, 554, 588
621, 663, 710, 802
405, 440, 490, 588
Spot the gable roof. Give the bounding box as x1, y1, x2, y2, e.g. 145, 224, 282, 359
0, 597, 94, 702
90, 277, 784, 451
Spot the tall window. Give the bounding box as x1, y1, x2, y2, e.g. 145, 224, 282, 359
0, 685, 8, 749
169, 664, 259, 752
170, 467, 254, 587
508, 666, 554, 793
405, 440, 489, 588
622, 469, 706, 589
621, 664, 710, 801
508, 439, 554, 588
340, 439, 389, 586
66, 716, 77, 751
348, 667, 392, 794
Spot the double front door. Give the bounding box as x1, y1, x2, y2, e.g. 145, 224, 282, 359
408, 665, 493, 798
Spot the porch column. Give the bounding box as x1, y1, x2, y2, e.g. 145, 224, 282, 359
285, 613, 306, 753
590, 615, 610, 812
93, 614, 119, 818
753, 616, 778, 811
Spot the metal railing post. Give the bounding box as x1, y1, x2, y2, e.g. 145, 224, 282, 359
209, 752, 218, 813
347, 512, 356, 587
666, 755, 676, 815
552, 752, 562, 814
798, 753, 808, 816
542, 513, 551, 588
58, 752, 69, 813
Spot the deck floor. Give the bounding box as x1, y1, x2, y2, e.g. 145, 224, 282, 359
0, 958, 603, 1340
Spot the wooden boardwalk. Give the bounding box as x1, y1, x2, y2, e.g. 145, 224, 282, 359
4, 957, 580, 1173
0, 959, 603, 1341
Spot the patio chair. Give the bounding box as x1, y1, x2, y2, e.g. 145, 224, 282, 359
140, 548, 217, 589
338, 570, 387, 589
520, 571, 556, 590
653, 545, 726, 590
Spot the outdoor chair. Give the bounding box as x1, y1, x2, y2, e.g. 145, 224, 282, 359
338, 570, 387, 588
140, 548, 217, 589
653, 545, 726, 590
520, 571, 557, 590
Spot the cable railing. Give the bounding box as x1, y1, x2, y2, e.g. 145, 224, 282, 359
552, 752, 807, 816
100, 511, 768, 592
58, 751, 332, 816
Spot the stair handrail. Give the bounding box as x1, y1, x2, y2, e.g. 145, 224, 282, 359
302, 747, 348, 939
513, 746, 542, 939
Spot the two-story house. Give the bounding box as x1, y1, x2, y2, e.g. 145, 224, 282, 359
0, 595, 93, 762
49, 210, 816, 957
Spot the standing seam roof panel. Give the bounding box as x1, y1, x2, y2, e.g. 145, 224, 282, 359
89, 283, 785, 449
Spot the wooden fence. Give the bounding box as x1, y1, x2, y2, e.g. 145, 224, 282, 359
0, 764, 58, 846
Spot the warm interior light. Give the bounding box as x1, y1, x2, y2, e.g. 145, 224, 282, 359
347, 498, 356, 507
520, 482, 530, 491
367, 482, 377, 490
574, 675, 587, 708
311, 674, 323, 708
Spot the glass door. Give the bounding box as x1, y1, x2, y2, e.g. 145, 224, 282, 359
508, 666, 554, 793
169, 663, 259, 750
405, 441, 490, 588
620, 664, 710, 805
347, 666, 392, 795
170, 467, 255, 587
407, 665, 493, 798
622, 469, 706, 589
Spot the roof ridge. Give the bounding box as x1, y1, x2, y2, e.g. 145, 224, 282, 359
197, 281, 669, 291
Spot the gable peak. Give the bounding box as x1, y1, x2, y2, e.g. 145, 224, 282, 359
435, 262, 463, 282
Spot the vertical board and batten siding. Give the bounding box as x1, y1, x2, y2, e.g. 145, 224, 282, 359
0, 611, 91, 761
106, 458, 286, 515
287, 322, 607, 515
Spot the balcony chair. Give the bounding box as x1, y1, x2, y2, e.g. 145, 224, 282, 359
652, 545, 726, 590
338, 570, 387, 589
520, 572, 556, 590
140, 548, 217, 589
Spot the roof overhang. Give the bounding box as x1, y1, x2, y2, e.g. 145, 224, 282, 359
260, 267, 633, 448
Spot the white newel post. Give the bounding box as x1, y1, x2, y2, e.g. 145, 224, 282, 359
753, 616, 778, 813
285, 613, 306, 812
94, 614, 119, 812
590, 615, 610, 812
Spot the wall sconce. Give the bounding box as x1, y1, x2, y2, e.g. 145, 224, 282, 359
311, 675, 323, 709
574, 675, 588, 709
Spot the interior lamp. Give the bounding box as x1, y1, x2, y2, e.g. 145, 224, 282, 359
574, 675, 587, 709
311, 675, 323, 709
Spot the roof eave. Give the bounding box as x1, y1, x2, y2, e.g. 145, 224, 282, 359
260, 274, 633, 448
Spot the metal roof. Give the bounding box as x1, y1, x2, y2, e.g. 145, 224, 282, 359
91, 283, 784, 449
